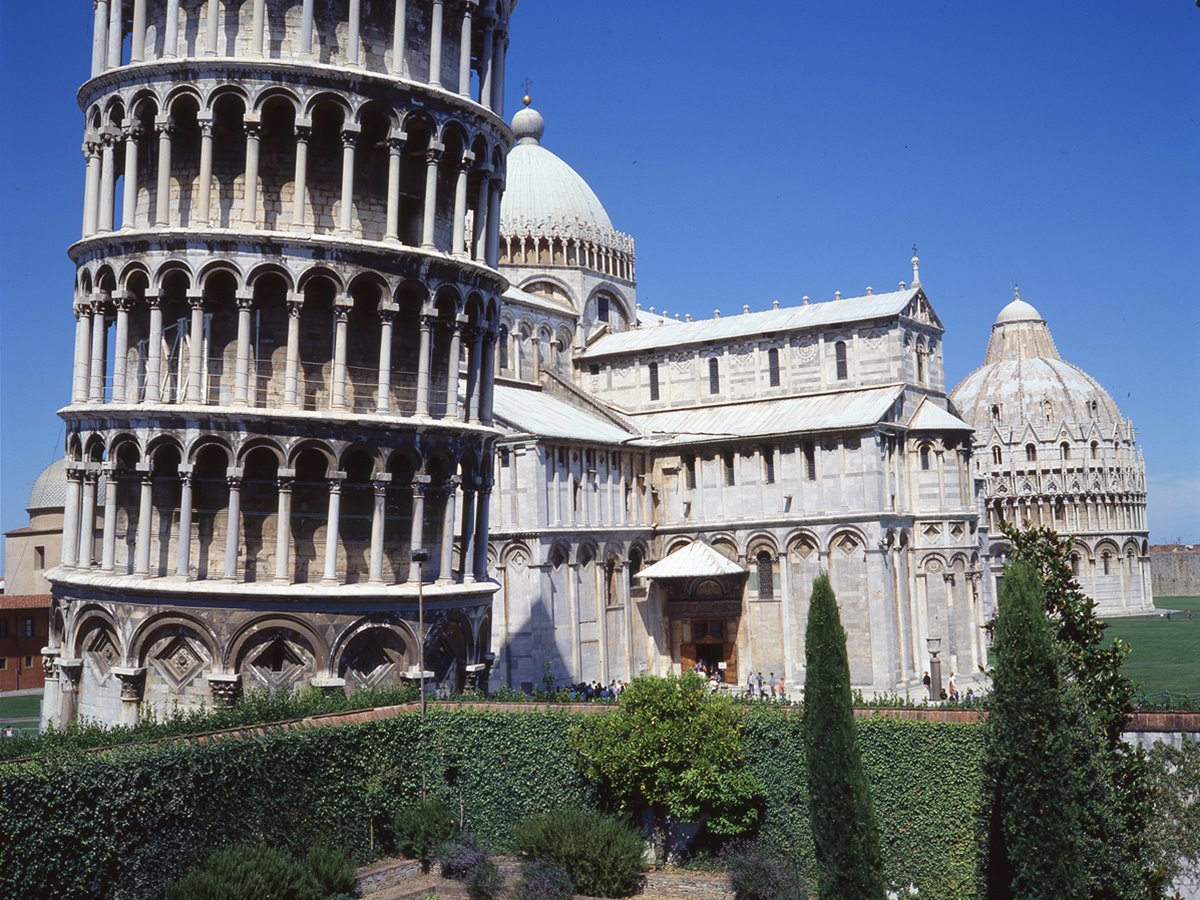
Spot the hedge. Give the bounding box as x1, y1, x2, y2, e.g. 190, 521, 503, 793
0, 708, 983, 900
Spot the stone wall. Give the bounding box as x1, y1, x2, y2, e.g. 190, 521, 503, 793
1152, 545, 1200, 597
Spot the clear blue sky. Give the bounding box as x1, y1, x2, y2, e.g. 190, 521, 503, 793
1, 1, 1197, 569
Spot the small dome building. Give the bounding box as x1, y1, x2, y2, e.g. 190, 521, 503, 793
951, 292, 1153, 615
495, 97, 638, 382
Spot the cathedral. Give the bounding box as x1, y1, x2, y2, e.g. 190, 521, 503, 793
16, 1, 1150, 728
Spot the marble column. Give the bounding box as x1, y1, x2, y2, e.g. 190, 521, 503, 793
414, 314, 433, 416
98, 134, 116, 232
155, 121, 174, 227
368, 477, 390, 583
284, 297, 302, 406
384, 135, 405, 242
428, 0, 444, 87
472, 483, 491, 580
323, 477, 344, 583
420, 145, 443, 249
451, 153, 472, 257
491, 33, 507, 117
73, 305, 93, 403
62, 470, 83, 569
242, 122, 261, 226
479, 331, 496, 425
478, 17, 494, 108
223, 473, 242, 579
145, 296, 163, 402
206, 0, 221, 55
82, 141, 102, 237
377, 309, 394, 412
463, 327, 482, 423
458, 3, 473, 97
331, 303, 350, 409
133, 466, 154, 575
458, 483, 476, 582
164, 0, 180, 56
250, 0, 266, 55
107, 0, 123, 68
444, 317, 463, 418
121, 126, 141, 229
408, 484, 426, 580
100, 468, 119, 571
291, 125, 311, 231
473, 168, 490, 261
92, 0, 110, 76
391, 0, 408, 76
131, 0, 147, 61
485, 178, 502, 267
234, 295, 253, 405
438, 484, 457, 583
186, 295, 205, 403
339, 130, 358, 235
89, 301, 108, 402
196, 118, 215, 226
112, 297, 131, 402
347, 0, 362, 65
176, 468, 194, 576
274, 472, 293, 583
299, 0, 314, 58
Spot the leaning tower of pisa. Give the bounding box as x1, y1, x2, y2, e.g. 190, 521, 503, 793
43, 0, 514, 727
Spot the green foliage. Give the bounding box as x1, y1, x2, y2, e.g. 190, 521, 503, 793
163, 843, 321, 900
512, 808, 646, 898
0, 684, 417, 762
1000, 523, 1161, 897
1148, 737, 1200, 890
803, 572, 884, 900
572, 673, 763, 848
979, 559, 1089, 899
435, 833, 501, 900
719, 839, 808, 900
303, 844, 356, 896
393, 799, 458, 867
514, 858, 574, 900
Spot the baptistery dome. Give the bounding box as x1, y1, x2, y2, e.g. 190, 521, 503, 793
951, 291, 1152, 617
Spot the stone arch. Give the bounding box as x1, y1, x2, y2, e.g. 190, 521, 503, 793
826, 526, 869, 556
130, 612, 219, 669
69, 604, 124, 661
333, 618, 416, 690
745, 532, 780, 558
226, 614, 330, 683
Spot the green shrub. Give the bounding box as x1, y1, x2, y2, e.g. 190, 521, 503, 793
163, 843, 320, 900
435, 833, 501, 900
515, 859, 574, 900
513, 808, 645, 898
719, 839, 807, 900
303, 844, 355, 896
465, 858, 503, 900
393, 799, 458, 868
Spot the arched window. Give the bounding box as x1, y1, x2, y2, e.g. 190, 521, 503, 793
767, 347, 781, 386
648, 361, 660, 401
628, 547, 643, 589
916, 347, 926, 385
1060, 441, 1071, 461
991, 404, 1001, 422
1043, 400, 1053, 423
709, 357, 720, 394
1102, 551, 1111, 576
756, 551, 775, 600
761, 446, 775, 484
992, 446, 1002, 465
1025, 444, 1037, 462
1070, 553, 1080, 576
1091, 441, 1099, 460
804, 442, 817, 481
597, 294, 610, 323
723, 450, 736, 486
920, 445, 931, 470
498, 325, 510, 371
835, 341, 848, 380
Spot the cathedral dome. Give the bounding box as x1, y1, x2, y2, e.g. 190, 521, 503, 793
950, 293, 1125, 428
27, 459, 67, 510
501, 99, 615, 237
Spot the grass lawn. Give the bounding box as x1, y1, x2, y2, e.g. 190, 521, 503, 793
0, 692, 42, 736
1105, 596, 1200, 700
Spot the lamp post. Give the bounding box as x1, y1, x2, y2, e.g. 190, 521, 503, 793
926, 636, 943, 701
412, 547, 429, 719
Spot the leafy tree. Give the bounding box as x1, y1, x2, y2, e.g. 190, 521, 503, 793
1147, 737, 1200, 894
998, 522, 1161, 897
572, 673, 763, 860
803, 572, 884, 900
980, 558, 1088, 899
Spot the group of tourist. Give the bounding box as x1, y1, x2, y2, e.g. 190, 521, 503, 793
921, 670, 974, 704
744, 670, 787, 702
567, 680, 627, 701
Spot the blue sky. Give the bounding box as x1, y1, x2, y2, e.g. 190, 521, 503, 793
1, 1, 1197, 566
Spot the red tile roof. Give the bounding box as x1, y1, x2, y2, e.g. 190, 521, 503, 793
0, 594, 52, 610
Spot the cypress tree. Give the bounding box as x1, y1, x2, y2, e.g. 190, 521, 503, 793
803, 572, 884, 900
980, 558, 1088, 899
